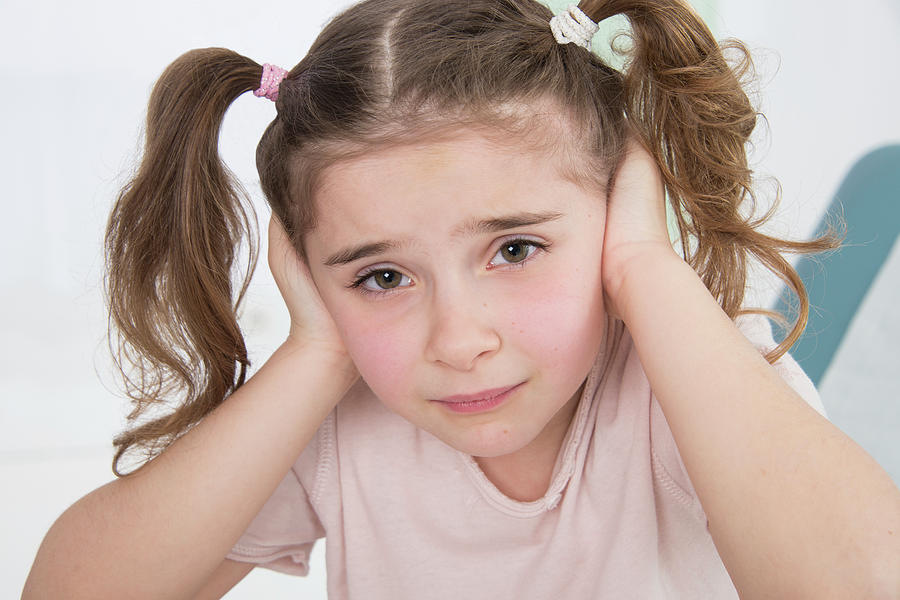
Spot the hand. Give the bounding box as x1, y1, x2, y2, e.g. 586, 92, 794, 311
601, 136, 678, 320
267, 216, 351, 360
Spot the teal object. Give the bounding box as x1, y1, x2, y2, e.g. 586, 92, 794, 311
773, 145, 900, 385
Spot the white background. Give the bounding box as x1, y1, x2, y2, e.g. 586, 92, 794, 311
2, 0, 898, 597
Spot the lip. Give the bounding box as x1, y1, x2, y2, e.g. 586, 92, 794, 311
431, 383, 523, 414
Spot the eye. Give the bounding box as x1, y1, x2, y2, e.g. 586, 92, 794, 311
488, 238, 548, 268
350, 268, 413, 293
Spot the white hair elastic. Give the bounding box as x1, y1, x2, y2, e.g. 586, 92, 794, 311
549, 4, 599, 50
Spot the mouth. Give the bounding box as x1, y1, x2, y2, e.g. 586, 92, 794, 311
431, 382, 523, 414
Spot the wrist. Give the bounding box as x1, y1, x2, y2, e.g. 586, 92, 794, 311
249, 339, 360, 412
603, 243, 682, 321
275, 337, 358, 385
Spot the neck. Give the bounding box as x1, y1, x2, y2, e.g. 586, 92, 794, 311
475, 384, 583, 502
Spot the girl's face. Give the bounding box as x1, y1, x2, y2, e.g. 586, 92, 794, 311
304, 129, 608, 459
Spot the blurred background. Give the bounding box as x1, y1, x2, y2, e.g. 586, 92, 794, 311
2, 0, 898, 596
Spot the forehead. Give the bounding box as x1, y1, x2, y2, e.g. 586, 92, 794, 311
310, 129, 596, 243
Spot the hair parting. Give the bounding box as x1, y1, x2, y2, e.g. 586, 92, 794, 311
106, 0, 837, 474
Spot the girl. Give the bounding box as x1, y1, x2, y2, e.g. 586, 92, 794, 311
24, 0, 900, 598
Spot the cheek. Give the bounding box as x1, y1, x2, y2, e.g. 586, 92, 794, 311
502, 263, 606, 372
328, 303, 420, 399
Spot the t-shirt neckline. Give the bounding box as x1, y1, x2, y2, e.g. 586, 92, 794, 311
454, 339, 612, 518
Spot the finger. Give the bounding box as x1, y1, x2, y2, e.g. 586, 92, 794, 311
268, 216, 305, 275
267, 215, 290, 263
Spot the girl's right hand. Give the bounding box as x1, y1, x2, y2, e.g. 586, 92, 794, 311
25, 223, 360, 599
25, 221, 359, 600
268, 216, 351, 360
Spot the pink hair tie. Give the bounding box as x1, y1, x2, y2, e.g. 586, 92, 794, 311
254, 63, 288, 102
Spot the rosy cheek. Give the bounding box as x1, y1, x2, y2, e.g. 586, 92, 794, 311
501, 270, 605, 372
333, 306, 418, 403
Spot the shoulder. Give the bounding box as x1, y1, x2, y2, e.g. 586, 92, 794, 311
627, 313, 827, 510
734, 313, 827, 418
226, 380, 401, 574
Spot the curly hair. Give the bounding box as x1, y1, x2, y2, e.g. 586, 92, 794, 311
105, 0, 837, 474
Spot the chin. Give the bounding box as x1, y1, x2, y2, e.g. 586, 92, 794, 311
440, 422, 537, 458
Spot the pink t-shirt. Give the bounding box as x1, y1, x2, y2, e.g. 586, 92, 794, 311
228, 315, 824, 598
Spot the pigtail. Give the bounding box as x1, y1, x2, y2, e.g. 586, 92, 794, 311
577, 0, 839, 362
106, 48, 264, 475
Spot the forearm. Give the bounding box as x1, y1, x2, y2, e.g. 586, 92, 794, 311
23, 342, 357, 600
618, 251, 900, 598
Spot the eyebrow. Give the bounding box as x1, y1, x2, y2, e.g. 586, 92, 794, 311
452, 210, 564, 237
323, 240, 399, 268
323, 210, 564, 268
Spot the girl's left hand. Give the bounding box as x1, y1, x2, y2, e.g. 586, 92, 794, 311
601, 137, 677, 320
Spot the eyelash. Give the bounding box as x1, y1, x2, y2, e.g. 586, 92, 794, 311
347, 269, 411, 296
487, 237, 550, 270
347, 237, 550, 296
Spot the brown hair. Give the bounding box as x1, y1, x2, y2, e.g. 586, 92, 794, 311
106, 0, 836, 474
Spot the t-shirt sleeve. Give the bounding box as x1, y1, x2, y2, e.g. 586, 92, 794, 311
649, 313, 829, 510
226, 434, 326, 576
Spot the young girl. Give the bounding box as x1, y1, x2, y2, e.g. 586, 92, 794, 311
24, 0, 900, 597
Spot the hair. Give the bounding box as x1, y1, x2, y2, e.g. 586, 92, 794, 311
106, 0, 838, 475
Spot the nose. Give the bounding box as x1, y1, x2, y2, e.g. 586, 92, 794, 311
423, 286, 501, 372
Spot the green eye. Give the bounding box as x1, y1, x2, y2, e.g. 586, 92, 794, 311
490, 239, 546, 268
500, 242, 530, 263
351, 268, 413, 293
372, 270, 401, 289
